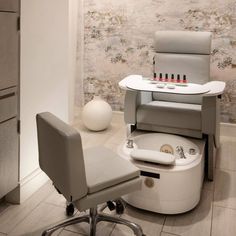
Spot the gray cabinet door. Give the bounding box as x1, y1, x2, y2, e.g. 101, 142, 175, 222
0, 118, 18, 199
0, 12, 19, 90
0, 0, 19, 12
0, 87, 17, 122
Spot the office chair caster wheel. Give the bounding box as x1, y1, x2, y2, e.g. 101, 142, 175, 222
107, 201, 116, 211
66, 203, 75, 216
115, 199, 125, 214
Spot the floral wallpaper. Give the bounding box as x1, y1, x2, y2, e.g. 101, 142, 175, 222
78, 0, 236, 123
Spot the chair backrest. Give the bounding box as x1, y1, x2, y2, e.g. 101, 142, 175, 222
36, 112, 88, 202
153, 31, 212, 104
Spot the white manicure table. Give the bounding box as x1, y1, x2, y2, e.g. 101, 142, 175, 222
119, 74, 225, 96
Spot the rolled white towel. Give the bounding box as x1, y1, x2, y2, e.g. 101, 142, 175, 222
130, 149, 176, 165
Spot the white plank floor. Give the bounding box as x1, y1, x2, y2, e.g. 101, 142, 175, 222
0, 113, 236, 236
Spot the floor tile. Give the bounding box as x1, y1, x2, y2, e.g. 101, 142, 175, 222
8, 202, 71, 236
202, 179, 214, 192
73, 114, 125, 150
66, 207, 117, 236
0, 200, 11, 216
44, 189, 67, 208
104, 126, 126, 150
216, 136, 236, 171
110, 112, 124, 124
77, 126, 120, 149
111, 205, 165, 236
211, 206, 236, 236
63, 211, 90, 236
163, 189, 213, 236
0, 181, 54, 234
67, 221, 115, 236
214, 169, 236, 209
59, 229, 85, 235
161, 232, 181, 236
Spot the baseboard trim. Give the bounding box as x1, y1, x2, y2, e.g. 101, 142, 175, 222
220, 122, 236, 138
6, 168, 49, 204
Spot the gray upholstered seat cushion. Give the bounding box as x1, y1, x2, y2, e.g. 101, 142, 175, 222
75, 177, 141, 211
137, 101, 202, 130
84, 147, 140, 194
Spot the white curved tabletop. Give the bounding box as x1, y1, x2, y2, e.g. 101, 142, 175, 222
119, 75, 225, 96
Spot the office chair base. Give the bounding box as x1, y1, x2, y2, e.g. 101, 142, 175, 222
66, 202, 75, 216
42, 207, 144, 236
66, 199, 125, 216
100, 199, 125, 214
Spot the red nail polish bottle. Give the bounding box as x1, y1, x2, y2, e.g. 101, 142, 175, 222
159, 73, 163, 81
183, 75, 187, 83
177, 74, 180, 83
154, 72, 157, 80
165, 73, 168, 82
171, 74, 174, 83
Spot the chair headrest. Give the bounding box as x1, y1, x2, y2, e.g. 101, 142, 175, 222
154, 31, 212, 55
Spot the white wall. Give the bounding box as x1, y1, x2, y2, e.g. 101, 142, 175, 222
68, 0, 79, 123
74, 0, 84, 113
20, 0, 78, 181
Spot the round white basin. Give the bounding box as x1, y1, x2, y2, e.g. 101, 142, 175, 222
117, 132, 205, 214
121, 133, 200, 166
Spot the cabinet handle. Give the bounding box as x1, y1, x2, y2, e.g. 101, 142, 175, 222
0, 92, 15, 100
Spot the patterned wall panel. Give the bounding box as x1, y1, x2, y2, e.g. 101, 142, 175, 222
79, 0, 236, 122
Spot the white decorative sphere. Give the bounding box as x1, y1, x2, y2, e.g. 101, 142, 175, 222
82, 96, 112, 131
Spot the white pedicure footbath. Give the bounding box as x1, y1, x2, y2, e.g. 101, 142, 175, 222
118, 132, 205, 214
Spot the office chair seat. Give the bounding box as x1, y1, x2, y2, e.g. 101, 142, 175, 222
84, 146, 140, 194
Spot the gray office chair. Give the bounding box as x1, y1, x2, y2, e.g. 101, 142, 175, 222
36, 112, 144, 236
124, 31, 223, 180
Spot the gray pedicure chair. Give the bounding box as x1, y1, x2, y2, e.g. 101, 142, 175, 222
124, 31, 222, 180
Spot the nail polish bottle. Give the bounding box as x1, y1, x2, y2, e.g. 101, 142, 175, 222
177, 74, 180, 83
159, 73, 163, 81
171, 74, 174, 83
154, 72, 157, 81
165, 73, 168, 82
183, 75, 187, 83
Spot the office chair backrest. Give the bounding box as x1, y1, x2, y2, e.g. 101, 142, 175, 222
36, 112, 88, 202
153, 31, 212, 104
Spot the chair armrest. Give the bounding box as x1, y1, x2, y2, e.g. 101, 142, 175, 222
202, 96, 220, 148
203, 81, 225, 97
124, 90, 139, 124
119, 75, 143, 90
124, 90, 152, 125
120, 75, 152, 124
